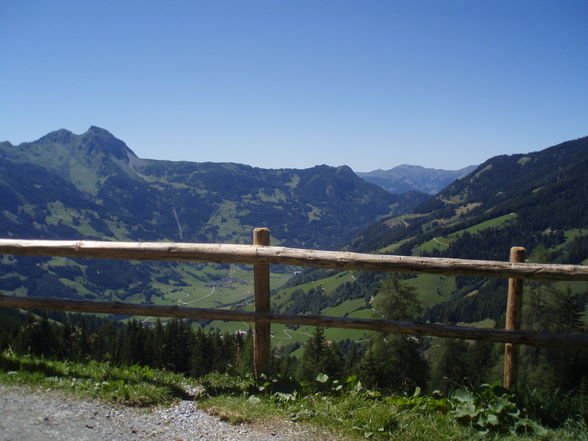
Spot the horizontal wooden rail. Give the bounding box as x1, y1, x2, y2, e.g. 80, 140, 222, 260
1, 239, 587, 281
1, 294, 587, 350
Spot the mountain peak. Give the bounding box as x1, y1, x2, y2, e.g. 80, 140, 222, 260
356, 164, 478, 195
38, 128, 75, 144
85, 125, 120, 138
80, 126, 136, 160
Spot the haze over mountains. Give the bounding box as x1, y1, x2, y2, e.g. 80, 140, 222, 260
356, 164, 477, 195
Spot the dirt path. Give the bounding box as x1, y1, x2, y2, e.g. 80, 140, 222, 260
0, 384, 333, 441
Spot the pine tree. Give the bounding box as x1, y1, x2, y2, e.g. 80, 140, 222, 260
189, 328, 210, 378
430, 338, 470, 393
372, 273, 421, 320
553, 286, 583, 333
297, 327, 343, 381
521, 285, 588, 397
466, 340, 498, 386
357, 334, 428, 393
144, 319, 165, 369
162, 319, 192, 373
357, 273, 428, 392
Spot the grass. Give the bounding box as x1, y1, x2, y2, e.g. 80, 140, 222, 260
413, 213, 518, 255
196, 373, 588, 441
1, 352, 586, 441
404, 274, 456, 309
322, 298, 367, 317
198, 393, 479, 440
0, 350, 192, 407
458, 213, 517, 235
273, 271, 353, 306
323, 327, 371, 343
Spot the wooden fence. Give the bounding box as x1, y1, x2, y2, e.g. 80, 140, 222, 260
1, 228, 587, 388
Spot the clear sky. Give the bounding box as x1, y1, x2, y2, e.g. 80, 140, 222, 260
1, 1, 587, 171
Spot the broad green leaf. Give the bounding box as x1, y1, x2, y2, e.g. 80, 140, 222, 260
315, 373, 329, 383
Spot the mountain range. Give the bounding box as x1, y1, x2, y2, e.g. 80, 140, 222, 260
0, 126, 425, 302
266, 134, 588, 351
1, 128, 587, 342
0, 126, 424, 249
356, 164, 477, 194
351, 135, 588, 259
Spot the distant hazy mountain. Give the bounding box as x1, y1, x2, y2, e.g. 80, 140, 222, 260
356, 164, 477, 194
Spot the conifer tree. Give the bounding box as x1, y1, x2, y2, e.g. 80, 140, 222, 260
189, 328, 210, 377
357, 273, 428, 392
430, 338, 470, 393
297, 327, 343, 381
162, 319, 192, 373
521, 284, 588, 402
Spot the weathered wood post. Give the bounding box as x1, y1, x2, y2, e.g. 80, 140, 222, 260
253, 227, 271, 377
503, 246, 526, 389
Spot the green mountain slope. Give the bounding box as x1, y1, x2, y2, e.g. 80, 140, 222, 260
0, 126, 425, 305
276, 135, 588, 339
351, 135, 588, 259
0, 126, 422, 248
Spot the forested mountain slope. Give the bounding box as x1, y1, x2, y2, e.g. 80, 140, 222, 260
351, 135, 588, 260
0, 126, 420, 249
0, 126, 423, 302
278, 135, 588, 339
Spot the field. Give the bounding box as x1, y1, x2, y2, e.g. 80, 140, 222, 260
413, 213, 518, 255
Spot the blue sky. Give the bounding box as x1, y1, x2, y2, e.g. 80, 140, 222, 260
1, 0, 587, 171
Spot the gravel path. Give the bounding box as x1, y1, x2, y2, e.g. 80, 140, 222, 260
0, 384, 334, 441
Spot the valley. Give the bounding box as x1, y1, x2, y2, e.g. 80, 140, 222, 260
1, 128, 588, 352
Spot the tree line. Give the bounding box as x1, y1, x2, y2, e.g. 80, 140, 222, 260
1, 272, 586, 424
0, 310, 252, 378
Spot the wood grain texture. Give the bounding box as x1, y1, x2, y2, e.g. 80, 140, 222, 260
0, 239, 587, 280
253, 228, 271, 377
504, 247, 527, 389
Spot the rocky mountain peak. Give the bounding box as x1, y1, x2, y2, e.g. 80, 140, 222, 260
37, 128, 76, 144
79, 126, 137, 160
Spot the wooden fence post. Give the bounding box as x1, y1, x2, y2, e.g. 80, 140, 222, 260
253, 227, 271, 377
503, 246, 526, 389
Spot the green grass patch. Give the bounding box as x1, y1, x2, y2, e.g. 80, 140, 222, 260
458, 213, 517, 235
2, 355, 585, 441
324, 327, 371, 343
413, 236, 454, 254
0, 351, 193, 407
274, 271, 352, 301
378, 237, 414, 254
271, 324, 315, 351
414, 214, 518, 255
347, 308, 373, 319
457, 318, 497, 329
321, 298, 367, 317
195, 374, 584, 441
404, 274, 456, 309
